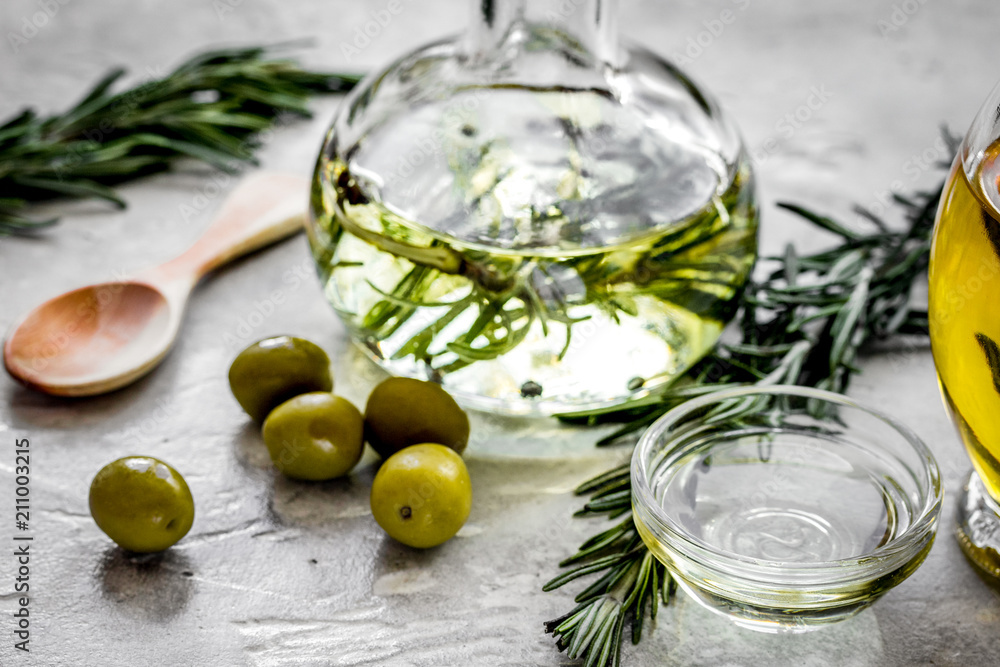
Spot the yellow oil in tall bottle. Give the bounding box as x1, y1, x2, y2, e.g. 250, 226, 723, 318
929, 140, 1000, 500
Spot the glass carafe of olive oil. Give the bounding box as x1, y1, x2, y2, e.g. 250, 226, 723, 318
308, 0, 758, 415
929, 80, 1000, 576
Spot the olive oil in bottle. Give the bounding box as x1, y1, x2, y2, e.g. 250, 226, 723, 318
305, 4, 759, 415
309, 98, 756, 415
929, 139, 1000, 499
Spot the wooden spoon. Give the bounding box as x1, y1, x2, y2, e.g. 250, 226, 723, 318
3, 171, 309, 396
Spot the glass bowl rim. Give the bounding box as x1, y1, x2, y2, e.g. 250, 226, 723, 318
630, 384, 943, 580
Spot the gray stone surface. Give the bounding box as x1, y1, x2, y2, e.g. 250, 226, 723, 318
2, 0, 1000, 665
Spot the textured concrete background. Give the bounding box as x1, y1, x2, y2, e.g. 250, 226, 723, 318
2, 0, 1000, 665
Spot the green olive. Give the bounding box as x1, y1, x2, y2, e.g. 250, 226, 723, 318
89, 456, 195, 553
364, 377, 469, 458
262, 392, 364, 480
370, 443, 472, 548
228, 336, 333, 422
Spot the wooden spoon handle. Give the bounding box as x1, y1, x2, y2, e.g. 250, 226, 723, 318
144, 172, 310, 288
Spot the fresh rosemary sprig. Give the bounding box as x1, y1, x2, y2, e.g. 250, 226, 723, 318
544, 134, 957, 666
0, 45, 359, 236
543, 484, 674, 666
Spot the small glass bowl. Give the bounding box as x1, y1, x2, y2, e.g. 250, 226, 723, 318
631, 385, 942, 633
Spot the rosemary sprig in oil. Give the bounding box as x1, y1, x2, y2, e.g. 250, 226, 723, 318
319, 158, 756, 380
544, 134, 956, 666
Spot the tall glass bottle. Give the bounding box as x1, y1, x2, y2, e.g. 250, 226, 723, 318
929, 79, 1000, 577
308, 0, 758, 415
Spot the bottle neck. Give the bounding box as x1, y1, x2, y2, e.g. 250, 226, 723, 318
467, 0, 619, 66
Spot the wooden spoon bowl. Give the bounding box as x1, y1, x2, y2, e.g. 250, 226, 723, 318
4, 171, 308, 396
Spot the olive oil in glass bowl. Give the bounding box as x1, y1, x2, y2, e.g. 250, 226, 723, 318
308, 0, 758, 415
929, 79, 1000, 576
631, 386, 942, 632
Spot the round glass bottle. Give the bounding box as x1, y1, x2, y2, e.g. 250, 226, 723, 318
308, 0, 758, 415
